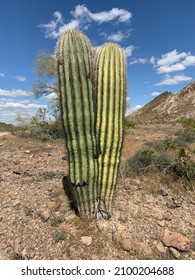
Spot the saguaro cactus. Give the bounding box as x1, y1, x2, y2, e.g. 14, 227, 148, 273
56, 30, 126, 220
95, 43, 126, 217
56, 29, 98, 220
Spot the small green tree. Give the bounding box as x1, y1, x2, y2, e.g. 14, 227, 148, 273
32, 51, 57, 98
32, 50, 63, 134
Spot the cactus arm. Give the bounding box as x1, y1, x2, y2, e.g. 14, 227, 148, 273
56, 30, 97, 219
95, 43, 126, 215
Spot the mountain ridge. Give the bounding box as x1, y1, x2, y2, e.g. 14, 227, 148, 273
129, 81, 195, 122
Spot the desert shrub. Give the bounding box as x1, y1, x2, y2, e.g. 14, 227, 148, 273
181, 118, 195, 129
175, 129, 195, 144
125, 119, 137, 129
145, 140, 166, 152
127, 148, 174, 174
172, 158, 195, 182
127, 143, 195, 183
16, 107, 64, 139
47, 120, 64, 139
175, 118, 195, 144
164, 140, 178, 151
52, 229, 66, 242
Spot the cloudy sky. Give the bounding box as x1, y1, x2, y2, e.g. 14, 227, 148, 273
0, 0, 195, 123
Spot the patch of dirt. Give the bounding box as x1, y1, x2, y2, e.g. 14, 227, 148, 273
0, 132, 12, 137
0, 124, 194, 260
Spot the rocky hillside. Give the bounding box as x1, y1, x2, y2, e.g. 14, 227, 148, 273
129, 81, 195, 122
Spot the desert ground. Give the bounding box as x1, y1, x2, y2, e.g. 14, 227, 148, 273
0, 124, 194, 260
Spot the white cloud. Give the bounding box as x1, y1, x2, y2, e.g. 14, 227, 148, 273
0, 88, 30, 97
39, 5, 132, 39
107, 31, 125, 42
131, 105, 143, 112
183, 55, 195, 66
0, 98, 47, 124
44, 92, 58, 100
150, 56, 156, 65
157, 49, 186, 67
15, 75, 27, 82
123, 45, 135, 57
0, 88, 48, 124
89, 7, 132, 23
72, 5, 132, 23
152, 49, 195, 74
155, 74, 192, 86
38, 11, 67, 39
130, 58, 148, 65
151, 91, 161, 96
0, 102, 44, 111
125, 105, 143, 116
0, 72, 5, 77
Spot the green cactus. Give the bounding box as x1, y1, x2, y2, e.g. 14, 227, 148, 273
56, 30, 126, 220
95, 43, 126, 217
56, 29, 98, 220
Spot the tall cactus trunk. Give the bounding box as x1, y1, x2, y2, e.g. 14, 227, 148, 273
95, 43, 126, 218
56, 30, 98, 220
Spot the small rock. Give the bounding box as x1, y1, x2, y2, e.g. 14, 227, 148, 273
162, 228, 190, 251
190, 220, 195, 227
13, 160, 20, 165
13, 170, 22, 175
12, 200, 21, 207
173, 197, 183, 207
48, 186, 53, 192
65, 212, 77, 221
47, 201, 59, 211
81, 236, 92, 246
160, 188, 170, 196
39, 210, 50, 222
118, 213, 128, 223
96, 220, 113, 234
162, 212, 172, 221
14, 238, 22, 253
62, 155, 68, 160
166, 197, 183, 209
120, 238, 133, 251
189, 198, 195, 205
169, 247, 181, 259
166, 199, 176, 209
156, 242, 167, 254
157, 220, 167, 227
152, 240, 158, 246
0, 176, 4, 182
142, 245, 153, 256
25, 150, 30, 154
21, 247, 28, 258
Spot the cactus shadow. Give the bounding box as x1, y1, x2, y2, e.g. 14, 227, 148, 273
62, 176, 79, 215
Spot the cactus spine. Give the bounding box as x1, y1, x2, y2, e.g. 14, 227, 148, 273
56, 30, 97, 220
95, 43, 126, 216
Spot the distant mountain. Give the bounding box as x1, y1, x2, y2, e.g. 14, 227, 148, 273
128, 81, 195, 122
0, 122, 14, 132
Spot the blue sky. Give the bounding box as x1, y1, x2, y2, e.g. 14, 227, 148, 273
0, 0, 195, 124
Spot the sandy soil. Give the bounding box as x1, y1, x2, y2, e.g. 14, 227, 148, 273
0, 124, 194, 260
